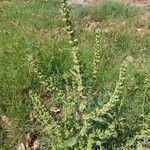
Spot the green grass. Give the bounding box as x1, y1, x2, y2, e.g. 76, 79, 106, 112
72, 0, 139, 20
0, 0, 150, 149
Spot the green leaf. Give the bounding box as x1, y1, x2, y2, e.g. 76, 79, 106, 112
62, 134, 79, 147
70, 69, 77, 78
92, 117, 106, 123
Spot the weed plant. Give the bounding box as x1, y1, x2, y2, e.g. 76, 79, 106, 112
28, 0, 150, 149
0, 0, 150, 149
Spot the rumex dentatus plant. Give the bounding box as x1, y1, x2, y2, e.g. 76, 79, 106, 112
28, 0, 148, 149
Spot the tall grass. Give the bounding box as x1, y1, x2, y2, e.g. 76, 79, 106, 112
72, 0, 139, 20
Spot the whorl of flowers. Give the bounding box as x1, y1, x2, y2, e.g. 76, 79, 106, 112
29, 91, 52, 126
93, 29, 101, 79
95, 61, 127, 117
61, 0, 85, 109
28, 55, 60, 128
83, 61, 127, 120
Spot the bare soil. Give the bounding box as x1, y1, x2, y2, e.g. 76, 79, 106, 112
67, 0, 150, 6
67, 0, 103, 5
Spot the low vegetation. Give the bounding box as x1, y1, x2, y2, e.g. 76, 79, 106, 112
0, 0, 150, 149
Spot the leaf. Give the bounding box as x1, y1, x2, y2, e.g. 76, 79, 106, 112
92, 117, 106, 124
69, 69, 77, 78
1, 115, 14, 139
32, 139, 40, 150
62, 134, 79, 147
16, 142, 25, 150
1, 116, 11, 127
26, 132, 39, 150
50, 107, 61, 113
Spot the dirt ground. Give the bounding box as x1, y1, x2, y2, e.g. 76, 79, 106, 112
118, 0, 150, 6
68, 0, 102, 4
67, 0, 150, 6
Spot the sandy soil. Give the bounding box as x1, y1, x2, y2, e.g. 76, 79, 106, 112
67, 0, 103, 5
67, 0, 150, 6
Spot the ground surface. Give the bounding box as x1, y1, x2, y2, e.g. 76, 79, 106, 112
68, 0, 150, 5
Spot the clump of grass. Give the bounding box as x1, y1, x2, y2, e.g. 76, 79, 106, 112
72, 0, 139, 21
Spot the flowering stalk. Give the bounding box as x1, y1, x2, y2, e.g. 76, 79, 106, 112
95, 61, 127, 117
61, 0, 83, 93
83, 61, 127, 120
28, 55, 53, 92
29, 91, 52, 126
93, 29, 101, 79
61, 0, 85, 109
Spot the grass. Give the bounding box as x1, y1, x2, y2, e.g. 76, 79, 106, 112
72, 0, 139, 20
0, 0, 150, 149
